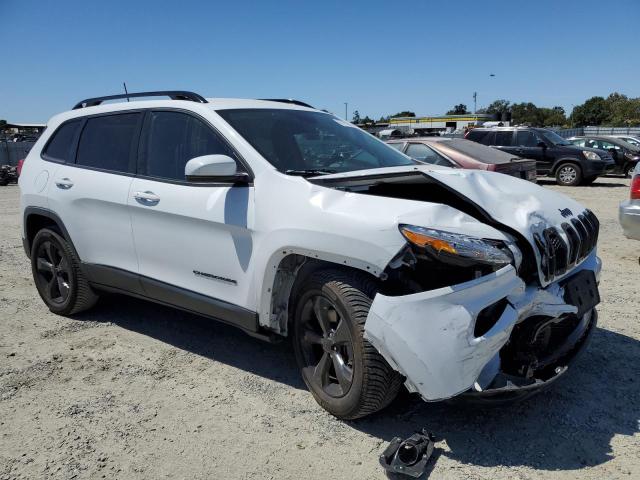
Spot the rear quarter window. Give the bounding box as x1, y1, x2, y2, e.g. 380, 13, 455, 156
42, 120, 82, 162
466, 130, 487, 143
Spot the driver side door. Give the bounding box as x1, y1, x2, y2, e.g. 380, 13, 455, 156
128, 110, 255, 311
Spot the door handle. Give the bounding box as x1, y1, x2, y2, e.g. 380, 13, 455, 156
55, 178, 74, 189
134, 191, 160, 206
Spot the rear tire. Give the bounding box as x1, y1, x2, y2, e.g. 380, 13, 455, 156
555, 163, 582, 186
292, 269, 403, 419
31, 228, 98, 315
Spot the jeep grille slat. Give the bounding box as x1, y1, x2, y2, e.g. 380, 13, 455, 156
535, 209, 598, 282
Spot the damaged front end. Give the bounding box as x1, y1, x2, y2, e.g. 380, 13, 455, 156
311, 166, 602, 403
365, 245, 601, 402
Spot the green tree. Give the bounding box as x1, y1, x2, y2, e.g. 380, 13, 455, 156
446, 104, 469, 115
511, 102, 543, 126
570, 96, 609, 126
361, 115, 374, 124
389, 111, 416, 118
484, 99, 511, 115
605, 93, 640, 126
351, 110, 361, 124
539, 106, 567, 127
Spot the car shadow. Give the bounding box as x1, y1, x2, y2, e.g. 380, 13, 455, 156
77, 294, 638, 473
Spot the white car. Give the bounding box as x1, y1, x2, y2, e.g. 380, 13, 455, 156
20, 91, 602, 419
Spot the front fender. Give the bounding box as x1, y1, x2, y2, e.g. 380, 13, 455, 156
255, 232, 395, 332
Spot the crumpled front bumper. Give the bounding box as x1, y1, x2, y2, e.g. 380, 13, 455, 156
364, 253, 601, 402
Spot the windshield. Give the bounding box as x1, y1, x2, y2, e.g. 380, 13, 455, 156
622, 137, 640, 147
217, 109, 416, 174
541, 130, 571, 146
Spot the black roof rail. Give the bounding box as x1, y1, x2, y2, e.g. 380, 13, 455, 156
72, 90, 208, 110
259, 98, 315, 109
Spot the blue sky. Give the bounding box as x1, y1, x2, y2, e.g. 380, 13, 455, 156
1, 0, 639, 123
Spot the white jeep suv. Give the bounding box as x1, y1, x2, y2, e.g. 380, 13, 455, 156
20, 91, 601, 419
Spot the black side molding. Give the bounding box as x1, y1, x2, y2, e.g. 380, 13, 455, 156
84, 263, 261, 337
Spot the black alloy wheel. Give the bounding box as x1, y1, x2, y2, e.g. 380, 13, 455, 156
30, 228, 98, 315
298, 295, 355, 398
34, 239, 72, 305
292, 269, 403, 419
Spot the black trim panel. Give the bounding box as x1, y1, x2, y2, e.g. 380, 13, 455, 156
83, 263, 145, 296
84, 263, 259, 334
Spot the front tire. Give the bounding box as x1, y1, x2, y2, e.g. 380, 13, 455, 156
292, 269, 403, 419
555, 163, 582, 186
31, 228, 98, 315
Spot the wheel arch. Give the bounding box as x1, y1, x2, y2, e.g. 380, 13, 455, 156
23, 207, 78, 259
550, 157, 583, 175
258, 249, 384, 336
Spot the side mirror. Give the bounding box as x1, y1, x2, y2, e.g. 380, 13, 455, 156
537, 140, 547, 148
185, 155, 249, 183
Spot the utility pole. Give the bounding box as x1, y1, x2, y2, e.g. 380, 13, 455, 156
344, 102, 348, 121
473, 92, 477, 114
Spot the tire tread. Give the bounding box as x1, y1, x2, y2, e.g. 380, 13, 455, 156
299, 268, 403, 419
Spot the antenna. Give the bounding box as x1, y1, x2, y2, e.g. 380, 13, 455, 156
123, 82, 130, 102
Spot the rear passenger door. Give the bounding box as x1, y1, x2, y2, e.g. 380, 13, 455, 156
47, 112, 143, 285
512, 130, 548, 172
128, 110, 255, 309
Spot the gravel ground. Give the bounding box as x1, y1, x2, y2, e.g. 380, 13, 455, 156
1, 177, 639, 480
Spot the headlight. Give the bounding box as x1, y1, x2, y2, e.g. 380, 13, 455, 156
399, 225, 513, 266
583, 150, 601, 161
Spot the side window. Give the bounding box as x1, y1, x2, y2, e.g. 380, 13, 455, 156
478, 131, 496, 146
42, 120, 82, 162
143, 111, 235, 181
494, 131, 513, 146
76, 113, 142, 172
515, 131, 539, 147
466, 130, 486, 143
405, 143, 451, 166
599, 141, 619, 150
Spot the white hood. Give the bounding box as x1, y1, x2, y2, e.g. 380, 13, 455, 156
312, 165, 593, 285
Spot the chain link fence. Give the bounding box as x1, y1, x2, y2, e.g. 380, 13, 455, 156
554, 127, 640, 138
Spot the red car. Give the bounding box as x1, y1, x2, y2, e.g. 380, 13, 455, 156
387, 137, 537, 182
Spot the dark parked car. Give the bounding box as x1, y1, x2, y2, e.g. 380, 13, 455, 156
386, 137, 537, 181
466, 127, 615, 186
0, 165, 19, 186
568, 136, 640, 177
